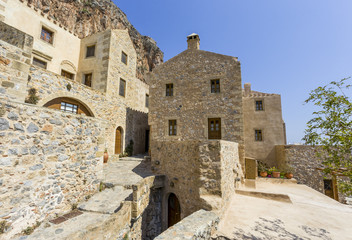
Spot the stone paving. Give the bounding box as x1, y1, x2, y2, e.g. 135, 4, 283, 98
16, 156, 153, 240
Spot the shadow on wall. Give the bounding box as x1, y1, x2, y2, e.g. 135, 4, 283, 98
125, 107, 149, 155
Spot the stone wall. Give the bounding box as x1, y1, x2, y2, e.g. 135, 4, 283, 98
0, 99, 107, 238
0, 21, 33, 102
151, 140, 242, 222
154, 209, 219, 240
130, 175, 164, 240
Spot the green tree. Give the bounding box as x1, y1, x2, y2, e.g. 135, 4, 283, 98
303, 77, 352, 196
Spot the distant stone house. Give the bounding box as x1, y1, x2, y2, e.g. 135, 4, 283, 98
0, 0, 150, 156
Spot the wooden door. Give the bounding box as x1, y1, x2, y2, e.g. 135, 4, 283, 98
115, 127, 122, 154
208, 118, 221, 139
168, 193, 181, 227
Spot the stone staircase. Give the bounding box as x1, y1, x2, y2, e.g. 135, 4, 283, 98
16, 156, 153, 240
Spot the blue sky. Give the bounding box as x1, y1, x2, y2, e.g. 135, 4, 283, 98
114, 0, 352, 143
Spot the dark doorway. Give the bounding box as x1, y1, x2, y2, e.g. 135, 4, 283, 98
145, 130, 150, 153
324, 179, 334, 199
168, 193, 181, 227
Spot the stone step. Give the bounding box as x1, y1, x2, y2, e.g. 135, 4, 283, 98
78, 186, 132, 214
235, 189, 292, 203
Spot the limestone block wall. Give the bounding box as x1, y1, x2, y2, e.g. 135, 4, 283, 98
0, 22, 33, 102
0, 99, 107, 238
154, 209, 219, 240
243, 87, 286, 167
151, 140, 242, 220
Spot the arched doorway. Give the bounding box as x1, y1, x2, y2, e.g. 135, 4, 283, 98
168, 193, 181, 227
115, 127, 123, 154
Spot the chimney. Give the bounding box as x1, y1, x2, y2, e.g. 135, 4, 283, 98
244, 83, 251, 96
187, 33, 200, 50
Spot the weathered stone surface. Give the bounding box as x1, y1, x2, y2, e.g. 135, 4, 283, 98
0, 118, 9, 130
27, 122, 39, 133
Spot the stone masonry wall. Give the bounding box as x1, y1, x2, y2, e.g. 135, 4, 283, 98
151, 140, 242, 220
0, 100, 107, 238
154, 209, 219, 240
0, 22, 33, 103
130, 175, 164, 240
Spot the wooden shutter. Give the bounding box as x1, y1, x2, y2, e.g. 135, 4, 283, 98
208, 118, 221, 139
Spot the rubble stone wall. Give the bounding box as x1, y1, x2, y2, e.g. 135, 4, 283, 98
0, 99, 107, 238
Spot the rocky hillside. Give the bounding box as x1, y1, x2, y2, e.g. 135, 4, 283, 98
27, 0, 163, 81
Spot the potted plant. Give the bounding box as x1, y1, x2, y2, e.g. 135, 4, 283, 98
258, 161, 268, 177
103, 148, 109, 163
284, 166, 294, 179
270, 167, 280, 178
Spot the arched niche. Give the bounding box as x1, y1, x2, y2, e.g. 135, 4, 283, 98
43, 97, 94, 117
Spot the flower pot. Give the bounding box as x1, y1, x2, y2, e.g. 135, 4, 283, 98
272, 171, 280, 178
285, 173, 293, 179
259, 171, 268, 177
103, 152, 109, 163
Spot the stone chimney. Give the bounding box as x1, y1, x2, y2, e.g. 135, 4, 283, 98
187, 33, 200, 50
244, 83, 251, 96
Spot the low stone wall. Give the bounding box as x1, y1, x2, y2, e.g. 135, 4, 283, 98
154, 210, 219, 240
0, 100, 107, 238
0, 22, 33, 103
151, 140, 243, 220
130, 175, 164, 240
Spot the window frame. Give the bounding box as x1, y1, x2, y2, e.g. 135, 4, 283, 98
208, 118, 221, 139
255, 100, 264, 111
40, 27, 54, 45
86, 45, 96, 58
121, 51, 128, 65
169, 120, 177, 136
32, 57, 47, 69
166, 83, 174, 96
119, 78, 126, 97
255, 129, 263, 141
60, 101, 78, 114
83, 73, 92, 87
210, 79, 220, 93
61, 70, 75, 80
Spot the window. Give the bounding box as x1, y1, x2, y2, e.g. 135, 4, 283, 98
32, 57, 47, 69
86, 45, 95, 58
255, 130, 263, 141
166, 84, 173, 96
121, 51, 128, 64
119, 79, 126, 97
84, 73, 92, 87
40, 27, 53, 44
208, 118, 221, 139
61, 70, 74, 80
169, 120, 177, 136
146, 94, 149, 108
211, 79, 220, 93
60, 102, 78, 114
256, 100, 264, 111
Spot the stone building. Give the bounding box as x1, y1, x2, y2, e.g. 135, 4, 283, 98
243, 83, 286, 167
147, 33, 244, 227
1, 0, 150, 155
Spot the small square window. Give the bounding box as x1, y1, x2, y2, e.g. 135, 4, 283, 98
84, 73, 92, 87
169, 120, 177, 136
121, 51, 128, 65
60, 102, 78, 114
119, 79, 126, 97
256, 100, 264, 111
166, 84, 173, 96
40, 27, 53, 44
211, 79, 220, 93
86, 45, 95, 58
61, 70, 74, 80
255, 130, 263, 141
146, 94, 149, 108
32, 57, 47, 69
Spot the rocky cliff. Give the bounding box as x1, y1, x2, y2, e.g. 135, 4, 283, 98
26, 0, 163, 81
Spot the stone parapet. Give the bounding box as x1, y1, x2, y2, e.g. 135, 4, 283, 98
154, 209, 219, 240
